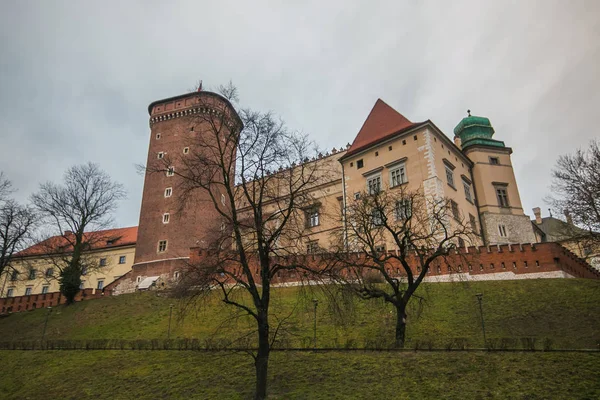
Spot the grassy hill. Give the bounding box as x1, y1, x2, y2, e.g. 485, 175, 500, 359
1, 279, 599, 399
1, 350, 599, 399
0, 278, 598, 349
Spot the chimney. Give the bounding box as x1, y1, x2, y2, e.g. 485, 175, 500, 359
532, 207, 542, 224
564, 209, 573, 225
453, 136, 462, 148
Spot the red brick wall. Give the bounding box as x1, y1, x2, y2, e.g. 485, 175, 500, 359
187, 242, 600, 283
134, 91, 238, 265
0, 288, 110, 314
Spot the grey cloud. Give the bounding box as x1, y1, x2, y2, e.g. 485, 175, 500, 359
1, 0, 598, 227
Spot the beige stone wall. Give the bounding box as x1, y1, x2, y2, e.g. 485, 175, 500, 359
464, 146, 536, 244
340, 125, 483, 249
1, 245, 136, 297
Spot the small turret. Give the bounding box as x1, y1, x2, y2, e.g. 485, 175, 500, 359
453, 110, 505, 150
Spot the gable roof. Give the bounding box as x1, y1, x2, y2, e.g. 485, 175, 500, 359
531, 217, 591, 242
342, 99, 419, 159
16, 226, 138, 258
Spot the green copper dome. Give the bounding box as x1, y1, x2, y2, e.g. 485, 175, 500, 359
454, 113, 505, 150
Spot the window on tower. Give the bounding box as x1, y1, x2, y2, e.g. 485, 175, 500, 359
164, 187, 172, 197
158, 240, 167, 253
494, 183, 510, 207
157, 152, 164, 159
166, 166, 174, 177
163, 213, 170, 224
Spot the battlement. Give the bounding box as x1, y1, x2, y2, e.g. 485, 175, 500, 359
188, 241, 600, 284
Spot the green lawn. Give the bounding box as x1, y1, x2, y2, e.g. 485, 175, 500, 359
1, 279, 598, 349
1, 350, 598, 399
1, 279, 599, 399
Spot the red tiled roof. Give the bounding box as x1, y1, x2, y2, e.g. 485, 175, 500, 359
16, 226, 138, 257
343, 99, 419, 158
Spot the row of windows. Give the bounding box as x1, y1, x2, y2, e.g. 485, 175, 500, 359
157, 148, 190, 159
366, 163, 407, 195
9, 256, 127, 282
5, 278, 106, 298
350, 135, 418, 170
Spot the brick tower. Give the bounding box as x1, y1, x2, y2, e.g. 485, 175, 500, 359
132, 88, 241, 277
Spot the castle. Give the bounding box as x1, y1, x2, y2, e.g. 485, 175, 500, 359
2, 87, 598, 310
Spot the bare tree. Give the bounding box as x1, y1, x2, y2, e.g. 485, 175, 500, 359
330, 185, 475, 348
150, 86, 323, 400
31, 163, 126, 304
548, 140, 600, 250
0, 173, 36, 289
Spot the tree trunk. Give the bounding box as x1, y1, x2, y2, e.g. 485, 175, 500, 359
59, 264, 81, 305
254, 314, 270, 400
395, 303, 407, 348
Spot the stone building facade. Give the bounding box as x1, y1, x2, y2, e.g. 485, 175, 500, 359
114, 89, 564, 293
2, 87, 594, 309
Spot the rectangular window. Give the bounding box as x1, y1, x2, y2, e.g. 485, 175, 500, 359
163, 213, 170, 224
119, 255, 126, 264
356, 159, 364, 169
450, 200, 460, 220
157, 152, 164, 159
371, 208, 384, 226
374, 245, 386, 254
25, 287, 32, 296
458, 237, 465, 247
10, 271, 18, 281
463, 180, 473, 202
45, 268, 53, 277
7, 288, 14, 297
82, 266, 88, 275
498, 224, 508, 237
158, 240, 167, 253
99, 258, 107, 267
156, 133, 161, 140
80, 281, 85, 289
489, 157, 499, 165
307, 241, 319, 254
390, 165, 407, 187
183, 147, 189, 154
42, 286, 49, 294
28, 269, 36, 280
495, 186, 509, 207
445, 166, 455, 188
469, 214, 477, 233
367, 175, 381, 195
164, 187, 172, 197
166, 166, 174, 177
395, 199, 412, 221
305, 208, 320, 228
97, 280, 104, 290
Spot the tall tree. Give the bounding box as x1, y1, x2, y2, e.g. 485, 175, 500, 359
331, 186, 475, 348
548, 140, 600, 242
153, 85, 323, 400
0, 173, 36, 286
31, 163, 125, 304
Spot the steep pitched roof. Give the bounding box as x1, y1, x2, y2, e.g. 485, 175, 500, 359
16, 226, 138, 257
343, 99, 418, 158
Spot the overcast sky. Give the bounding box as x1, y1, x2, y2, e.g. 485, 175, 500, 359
1, 0, 598, 228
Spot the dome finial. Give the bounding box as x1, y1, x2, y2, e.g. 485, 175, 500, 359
467, 109, 471, 117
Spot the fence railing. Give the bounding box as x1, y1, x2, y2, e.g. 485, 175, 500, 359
1, 338, 598, 352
